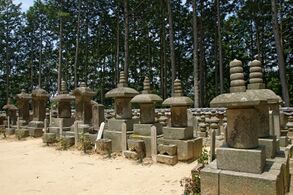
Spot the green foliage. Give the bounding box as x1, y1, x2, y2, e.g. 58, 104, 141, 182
197, 148, 209, 165
77, 133, 92, 153
56, 137, 70, 150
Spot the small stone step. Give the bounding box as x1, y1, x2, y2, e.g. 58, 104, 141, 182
157, 154, 178, 166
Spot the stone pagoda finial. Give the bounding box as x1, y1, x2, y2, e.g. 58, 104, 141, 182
21, 89, 25, 93
229, 59, 246, 93
142, 77, 151, 94
60, 80, 68, 94
248, 59, 265, 89
117, 71, 128, 87
173, 79, 183, 97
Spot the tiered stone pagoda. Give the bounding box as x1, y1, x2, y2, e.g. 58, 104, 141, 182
3, 98, 18, 134
48, 81, 75, 135
158, 79, 202, 162
247, 59, 283, 158
16, 89, 31, 125
71, 82, 96, 132
201, 59, 289, 194
27, 86, 49, 137
130, 77, 163, 157
104, 71, 139, 152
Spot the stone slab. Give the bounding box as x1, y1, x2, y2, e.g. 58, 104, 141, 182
201, 159, 284, 195
259, 137, 278, 159
123, 150, 138, 160
5, 128, 15, 135
157, 154, 178, 165
216, 145, 266, 174
158, 144, 177, 156
158, 137, 202, 161
279, 136, 289, 147
104, 130, 133, 152
108, 118, 138, 131
200, 161, 220, 195
162, 126, 193, 140
129, 134, 163, 157
197, 131, 207, 138
15, 129, 29, 139
133, 123, 162, 136
42, 133, 57, 144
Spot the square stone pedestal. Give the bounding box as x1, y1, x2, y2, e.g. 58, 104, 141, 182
129, 134, 163, 157
27, 121, 44, 137
104, 130, 133, 152
157, 137, 202, 161
216, 145, 266, 174
259, 136, 279, 159
279, 136, 290, 147
201, 159, 285, 195
133, 123, 162, 136
108, 118, 138, 131
162, 126, 193, 140
5, 128, 15, 135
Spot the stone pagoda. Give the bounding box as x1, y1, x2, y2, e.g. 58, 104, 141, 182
200, 59, 288, 194
48, 81, 75, 135
247, 59, 283, 158
16, 89, 31, 126
2, 98, 18, 135
27, 86, 49, 137
158, 79, 202, 162
104, 71, 139, 152
129, 77, 163, 157
71, 82, 96, 132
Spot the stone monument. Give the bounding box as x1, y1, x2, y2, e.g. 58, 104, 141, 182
27, 86, 49, 137
128, 77, 163, 157
16, 89, 31, 125
104, 71, 139, 152
200, 59, 288, 195
158, 79, 202, 162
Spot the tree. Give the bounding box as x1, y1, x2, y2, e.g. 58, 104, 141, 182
271, 0, 289, 106
192, 0, 199, 107
166, 0, 176, 94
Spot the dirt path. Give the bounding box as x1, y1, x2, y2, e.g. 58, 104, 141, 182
0, 137, 195, 195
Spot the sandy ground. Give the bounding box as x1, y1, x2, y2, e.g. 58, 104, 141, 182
0, 137, 196, 195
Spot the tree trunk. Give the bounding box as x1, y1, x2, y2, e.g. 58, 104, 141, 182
216, 0, 223, 94
166, 0, 176, 94
192, 0, 199, 107
74, 0, 81, 88
115, 4, 120, 85
199, 0, 206, 107
39, 24, 43, 87
58, 16, 63, 94
124, 0, 129, 82
271, 0, 289, 106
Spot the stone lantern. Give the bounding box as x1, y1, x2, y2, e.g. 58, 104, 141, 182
129, 77, 163, 156
27, 86, 49, 137
72, 82, 95, 129
104, 71, 139, 152
158, 79, 202, 161
16, 89, 31, 125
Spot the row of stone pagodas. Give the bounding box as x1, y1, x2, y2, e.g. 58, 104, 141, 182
43, 81, 104, 145
103, 71, 202, 164
200, 58, 291, 194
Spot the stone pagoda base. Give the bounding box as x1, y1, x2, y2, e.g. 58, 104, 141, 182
259, 136, 279, 159
157, 137, 202, 161
104, 130, 133, 152
108, 118, 138, 131
133, 123, 162, 136
27, 121, 44, 137
129, 134, 163, 157
201, 149, 290, 195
